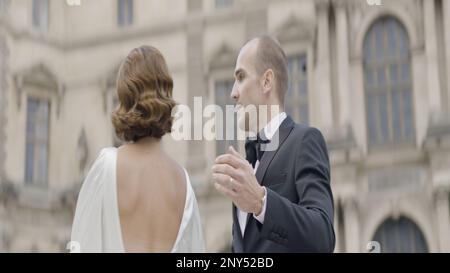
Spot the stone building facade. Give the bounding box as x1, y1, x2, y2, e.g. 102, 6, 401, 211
0, 0, 449, 252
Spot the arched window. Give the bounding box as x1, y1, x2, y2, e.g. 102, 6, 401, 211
373, 216, 428, 253
363, 17, 414, 147
16, 64, 59, 188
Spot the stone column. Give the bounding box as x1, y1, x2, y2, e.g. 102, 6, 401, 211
0, 35, 8, 253
443, 0, 450, 112
343, 198, 360, 252
0, 35, 8, 184
424, 0, 442, 115
315, 0, 334, 131
333, 199, 341, 253
435, 187, 450, 252
333, 1, 350, 127
186, 11, 208, 192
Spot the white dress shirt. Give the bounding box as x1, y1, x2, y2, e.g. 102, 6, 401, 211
237, 112, 287, 237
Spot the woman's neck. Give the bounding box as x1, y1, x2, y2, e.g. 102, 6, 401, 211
131, 136, 162, 152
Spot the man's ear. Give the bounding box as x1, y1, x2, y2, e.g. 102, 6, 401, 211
261, 69, 274, 94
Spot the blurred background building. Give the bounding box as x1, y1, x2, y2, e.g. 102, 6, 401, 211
0, 0, 449, 252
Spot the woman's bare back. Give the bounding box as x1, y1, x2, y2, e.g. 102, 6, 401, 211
116, 140, 186, 253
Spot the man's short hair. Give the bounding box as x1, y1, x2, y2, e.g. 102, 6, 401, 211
253, 35, 289, 102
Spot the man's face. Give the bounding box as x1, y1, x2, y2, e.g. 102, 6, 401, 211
231, 41, 264, 133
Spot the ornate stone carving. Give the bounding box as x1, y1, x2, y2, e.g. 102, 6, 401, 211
347, 0, 424, 59
368, 166, 424, 195
13, 63, 64, 118
208, 43, 237, 71
274, 15, 315, 44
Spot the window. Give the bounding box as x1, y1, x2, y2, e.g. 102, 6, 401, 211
363, 17, 414, 147
286, 54, 309, 125
215, 0, 233, 9
25, 97, 50, 187
32, 0, 49, 31
0, 0, 9, 14
188, 0, 202, 13
117, 0, 133, 27
215, 80, 237, 156
373, 217, 428, 253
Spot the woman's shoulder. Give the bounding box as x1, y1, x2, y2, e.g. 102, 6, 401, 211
98, 146, 118, 157
81, 147, 118, 185
91, 147, 118, 166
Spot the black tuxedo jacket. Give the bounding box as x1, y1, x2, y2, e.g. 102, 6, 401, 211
232, 116, 335, 253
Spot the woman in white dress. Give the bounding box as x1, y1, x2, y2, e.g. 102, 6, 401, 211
70, 46, 205, 253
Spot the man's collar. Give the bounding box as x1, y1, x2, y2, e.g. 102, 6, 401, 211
262, 112, 287, 140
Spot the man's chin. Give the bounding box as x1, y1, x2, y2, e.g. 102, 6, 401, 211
236, 104, 258, 134
237, 115, 249, 133
238, 117, 258, 136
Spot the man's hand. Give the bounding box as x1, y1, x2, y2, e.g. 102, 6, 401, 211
212, 146, 265, 215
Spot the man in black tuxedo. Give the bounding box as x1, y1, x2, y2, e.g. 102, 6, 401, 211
212, 36, 335, 252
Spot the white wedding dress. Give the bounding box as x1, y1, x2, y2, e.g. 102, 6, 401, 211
70, 147, 205, 253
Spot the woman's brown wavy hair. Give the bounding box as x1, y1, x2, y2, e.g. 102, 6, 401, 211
112, 46, 176, 142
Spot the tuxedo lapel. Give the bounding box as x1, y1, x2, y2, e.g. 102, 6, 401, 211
232, 204, 242, 237
255, 116, 295, 186
232, 204, 244, 252
242, 116, 295, 239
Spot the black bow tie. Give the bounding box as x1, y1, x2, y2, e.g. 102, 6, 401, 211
245, 133, 271, 168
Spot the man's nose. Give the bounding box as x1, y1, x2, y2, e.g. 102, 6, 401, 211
230, 83, 238, 101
